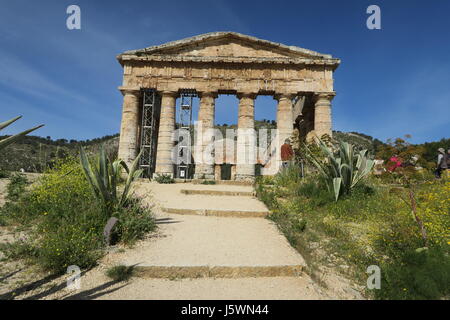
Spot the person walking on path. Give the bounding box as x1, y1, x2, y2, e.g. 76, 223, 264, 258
435, 148, 448, 178
280, 138, 294, 169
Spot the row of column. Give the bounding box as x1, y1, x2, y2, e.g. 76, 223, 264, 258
117, 88, 334, 180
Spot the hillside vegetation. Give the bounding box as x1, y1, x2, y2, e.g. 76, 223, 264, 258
0, 134, 119, 173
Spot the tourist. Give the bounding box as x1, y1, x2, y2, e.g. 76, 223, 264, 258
435, 148, 448, 178
280, 138, 294, 169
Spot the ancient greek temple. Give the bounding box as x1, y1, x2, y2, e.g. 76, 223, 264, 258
117, 32, 340, 181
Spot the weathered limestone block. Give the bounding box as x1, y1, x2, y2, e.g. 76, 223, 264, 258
154, 91, 177, 178
118, 87, 141, 166
313, 93, 334, 139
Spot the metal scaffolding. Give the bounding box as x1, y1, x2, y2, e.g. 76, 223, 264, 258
139, 89, 161, 178
176, 89, 196, 179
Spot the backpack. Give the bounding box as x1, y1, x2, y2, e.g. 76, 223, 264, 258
440, 153, 449, 168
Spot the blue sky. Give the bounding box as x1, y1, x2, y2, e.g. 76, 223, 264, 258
1, 0, 449, 143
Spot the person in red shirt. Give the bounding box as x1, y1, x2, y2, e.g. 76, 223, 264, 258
280, 138, 294, 169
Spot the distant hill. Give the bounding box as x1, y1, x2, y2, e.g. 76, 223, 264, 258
332, 130, 385, 155
0, 134, 119, 172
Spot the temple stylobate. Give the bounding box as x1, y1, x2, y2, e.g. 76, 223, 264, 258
116, 32, 340, 181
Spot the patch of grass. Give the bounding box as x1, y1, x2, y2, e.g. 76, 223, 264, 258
0, 239, 36, 261
154, 174, 175, 184
6, 173, 28, 202
201, 180, 216, 185
106, 265, 135, 282
0, 169, 9, 179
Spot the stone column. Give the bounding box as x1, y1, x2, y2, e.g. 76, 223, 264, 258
313, 92, 335, 139
118, 87, 141, 166
235, 92, 256, 181
154, 91, 177, 178
274, 93, 295, 169
194, 92, 217, 179
214, 165, 221, 180
230, 165, 236, 180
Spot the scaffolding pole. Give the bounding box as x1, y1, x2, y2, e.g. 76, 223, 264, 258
139, 89, 161, 178
176, 89, 196, 180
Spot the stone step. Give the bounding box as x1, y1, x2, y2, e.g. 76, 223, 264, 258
114, 214, 306, 280
131, 265, 303, 279
134, 182, 268, 214
176, 179, 254, 186
161, 207, 269, 218
180, 189, 255, 197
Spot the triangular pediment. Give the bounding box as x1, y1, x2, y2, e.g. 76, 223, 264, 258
120, 32, 334, 61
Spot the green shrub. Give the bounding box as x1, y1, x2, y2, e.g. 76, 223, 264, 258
256, 175, 275, 185
292, 216, 307, 232
30, 157, 93, 218
375, 246, 450, 300
275, 165, 302, 187
0, 169, 9, 179
6, 173, 28, 202
37, 223, 103, 273
112, 198, 156, 245
106, 265, 134, 282
154, 174, 175, 184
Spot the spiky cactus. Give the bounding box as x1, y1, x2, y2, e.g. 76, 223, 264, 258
79, 145, 143, 212
306, 137, 375, 201
0, 116, 44, 150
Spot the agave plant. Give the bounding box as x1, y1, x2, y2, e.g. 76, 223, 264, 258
1, 116, 44, 150
306, 137, 375, 201
79, 145, 143, 212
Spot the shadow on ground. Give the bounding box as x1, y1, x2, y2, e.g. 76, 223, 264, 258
0, 268, 128, 300
63, 281, 128, 300
155, 217, 181, 225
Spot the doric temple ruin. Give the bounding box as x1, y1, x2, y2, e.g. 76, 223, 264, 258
117, 32, 340, 180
